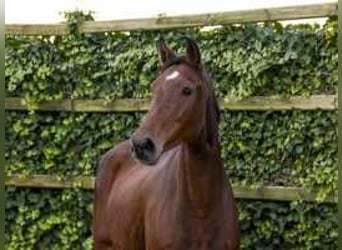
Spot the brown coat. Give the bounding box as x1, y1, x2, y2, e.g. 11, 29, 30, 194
93, 37, 240, 250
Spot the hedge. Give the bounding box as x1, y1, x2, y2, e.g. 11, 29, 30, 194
5, 110, 337, 198
5, 12, 338, 249
5, 187, 337, 250
5, 15, 337, 104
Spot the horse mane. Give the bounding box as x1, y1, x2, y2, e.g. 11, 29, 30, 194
162, 56, 220, 150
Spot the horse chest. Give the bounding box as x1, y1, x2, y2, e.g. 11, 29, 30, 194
146, 219, 230, 250
145, 200, 230, 249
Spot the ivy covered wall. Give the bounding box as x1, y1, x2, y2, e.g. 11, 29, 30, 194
5, 12, 338, 249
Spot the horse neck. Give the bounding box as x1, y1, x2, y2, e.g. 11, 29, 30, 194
176, 137, 225, 216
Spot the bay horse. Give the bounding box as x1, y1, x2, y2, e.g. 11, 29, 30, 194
93, 37, 240, 249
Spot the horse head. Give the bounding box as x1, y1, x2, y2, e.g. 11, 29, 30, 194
131, 37, 219, 165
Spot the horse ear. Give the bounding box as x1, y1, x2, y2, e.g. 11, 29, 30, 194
184, 37, 201, 67
156, 38, 175, 66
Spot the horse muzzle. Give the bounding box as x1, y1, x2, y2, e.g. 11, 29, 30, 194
130, 136, 161, 166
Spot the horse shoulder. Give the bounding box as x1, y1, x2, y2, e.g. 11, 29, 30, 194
96, 140, 131, 181
93, 140, 131, 248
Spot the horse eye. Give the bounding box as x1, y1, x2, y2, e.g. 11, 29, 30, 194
182, 86, 192, 96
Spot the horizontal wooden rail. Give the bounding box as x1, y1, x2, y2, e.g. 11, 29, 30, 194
5, 175, 338, 203
5, 95, 337, 112
5, 3, 338, 35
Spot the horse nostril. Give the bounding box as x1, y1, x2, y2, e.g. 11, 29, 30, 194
132, 137, 155, 152
131, 136, 158, 165
142, 137, 154, 151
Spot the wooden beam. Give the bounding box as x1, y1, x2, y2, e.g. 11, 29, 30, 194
5, 95, 337, 112
5, 98, 73, 111
5, 3, 337, 35
219, 95, 337, 111
5, 24, 68, 36
233, 185, 337, 203
5, 175, 93, 190
5, 175, 338, 203
73, 99, 150, 112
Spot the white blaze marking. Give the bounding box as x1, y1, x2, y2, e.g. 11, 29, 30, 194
165, 71, 180, 81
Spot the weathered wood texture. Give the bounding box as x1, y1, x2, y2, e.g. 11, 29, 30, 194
5, 175, 338, 203
5, 95, 337, 113
6, 3, 338, 35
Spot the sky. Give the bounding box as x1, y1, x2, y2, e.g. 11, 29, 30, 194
5, 0, 335, 24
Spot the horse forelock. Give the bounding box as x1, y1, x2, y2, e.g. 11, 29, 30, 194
161, 55, 187, 71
